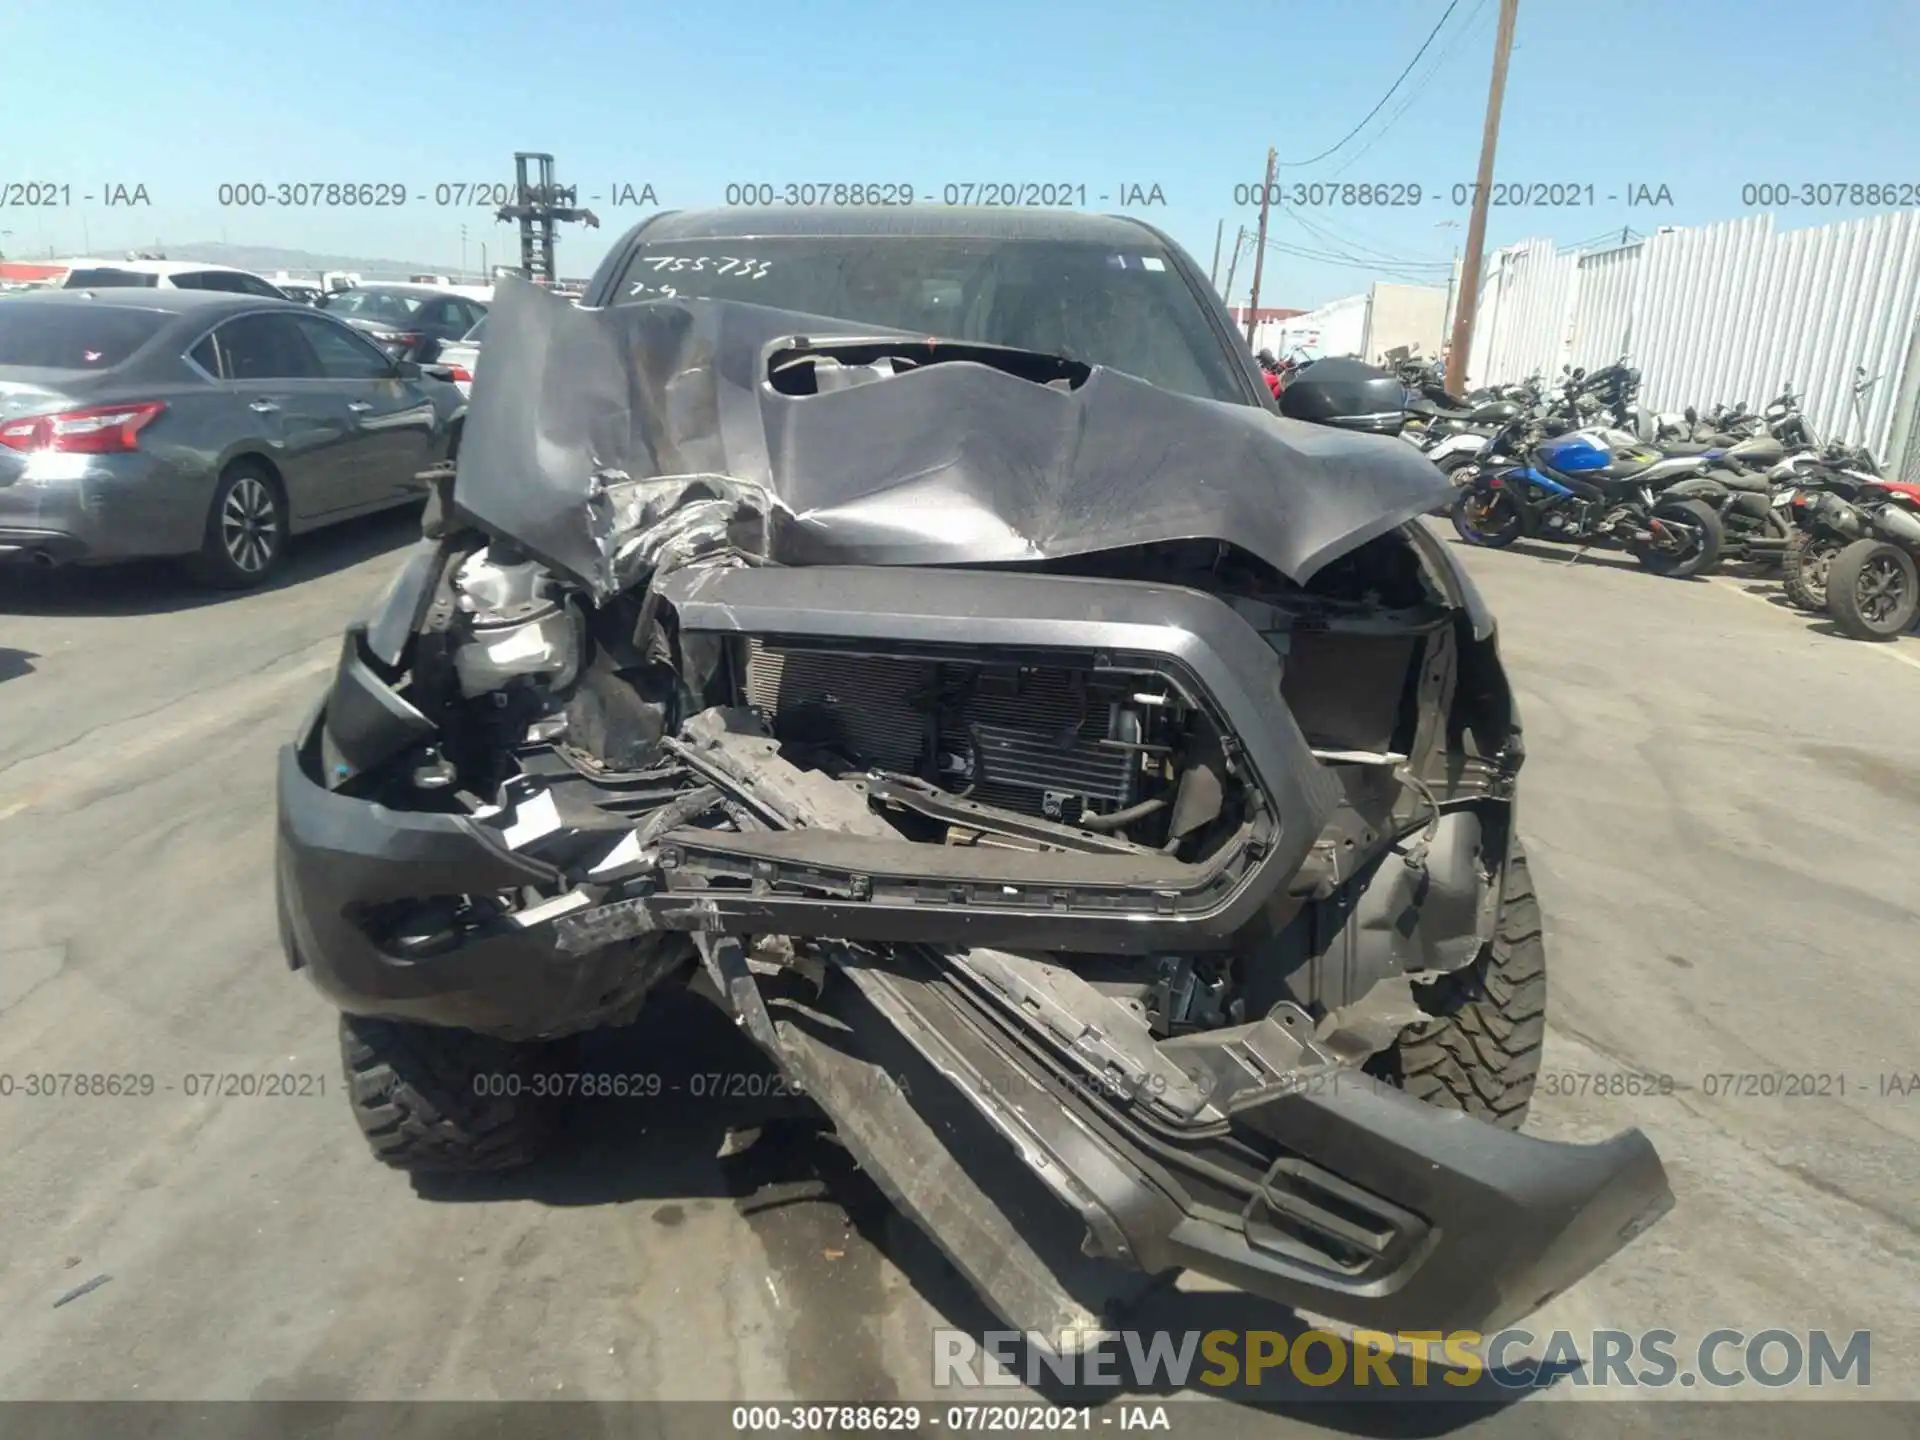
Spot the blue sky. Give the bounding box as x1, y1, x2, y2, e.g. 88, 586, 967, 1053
5, 0, 1916, 306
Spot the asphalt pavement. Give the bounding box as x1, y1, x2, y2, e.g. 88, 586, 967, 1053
0, 514, 1916, 1433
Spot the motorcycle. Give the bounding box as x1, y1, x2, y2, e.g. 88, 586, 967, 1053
1423, 409, 1533, 515
1450, 413, 1724, 578
1397, 359, 1536, 438
1421, 400, 1526, 465
1823, 483, 1920, 640
1257, 347, 1309, 398
1654, 385, 1824, 567
1774, 466, 1884, 612
1425, 368, 1626, 512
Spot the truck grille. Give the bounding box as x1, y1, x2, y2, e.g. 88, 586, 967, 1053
741, 642, 1135, 819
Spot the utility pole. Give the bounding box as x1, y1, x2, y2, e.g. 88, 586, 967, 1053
1244, 147, 1277, 347
1209, 218, 1225, 289
1221, 226, 1248, 308
1441, 247, 1462, 341
1445, 0, 1520, 398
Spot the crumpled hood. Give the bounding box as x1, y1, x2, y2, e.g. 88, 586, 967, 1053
453, 276, 1450, 602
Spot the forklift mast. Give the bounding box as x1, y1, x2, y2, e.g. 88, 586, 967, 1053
495, 152, 599, 284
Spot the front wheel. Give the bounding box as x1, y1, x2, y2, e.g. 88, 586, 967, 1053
1825, 539, 1919, 641
1781, 531, 1844, 612
1428, 455, 1480, 514
1379, 842, 1545, 1130
1635, 497, 1722, 578
340, 1015, 564, 1172
1451, 485, 1525, 548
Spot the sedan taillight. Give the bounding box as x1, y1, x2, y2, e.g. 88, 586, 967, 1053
0, 399, 167, 454
444, 366, 473, 385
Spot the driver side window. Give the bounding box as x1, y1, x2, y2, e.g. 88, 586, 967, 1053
293, 315, 395, 380
213, 313, 321, 380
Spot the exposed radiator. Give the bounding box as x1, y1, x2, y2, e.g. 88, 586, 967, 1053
741, 642, 1136, 819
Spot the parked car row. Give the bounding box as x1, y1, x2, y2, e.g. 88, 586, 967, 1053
44, 261, 490, 359
316, 282, 486, 364
57, 258, 292, 299
0, 287, 467, 587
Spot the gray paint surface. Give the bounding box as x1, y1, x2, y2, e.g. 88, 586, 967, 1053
454, 277, 1453, 601
0, 522, 1914, 1420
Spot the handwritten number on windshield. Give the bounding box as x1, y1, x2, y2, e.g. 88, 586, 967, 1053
638, 255, 771, 279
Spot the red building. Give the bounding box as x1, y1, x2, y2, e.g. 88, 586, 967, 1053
1225, 306, 1306, 327
0, 259, 70, 285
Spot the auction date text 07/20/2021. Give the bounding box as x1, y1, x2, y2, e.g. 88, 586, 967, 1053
6, 179, 1920, 212
6, 1067, 1916, 1105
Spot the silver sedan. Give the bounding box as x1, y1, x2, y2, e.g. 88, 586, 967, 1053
0, 288, 463, 587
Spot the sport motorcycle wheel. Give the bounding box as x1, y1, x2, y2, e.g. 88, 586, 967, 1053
1635, 498, 1723, 579
1450, 486, 1524, 548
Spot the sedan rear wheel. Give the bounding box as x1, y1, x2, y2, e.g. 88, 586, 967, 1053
189, 462, 287, 589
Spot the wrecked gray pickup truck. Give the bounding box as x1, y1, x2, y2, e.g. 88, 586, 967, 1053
276, 262, 1670, 1339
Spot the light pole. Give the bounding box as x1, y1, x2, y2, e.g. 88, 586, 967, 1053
461, 224, 469, 280
1245, 147, 1277, 346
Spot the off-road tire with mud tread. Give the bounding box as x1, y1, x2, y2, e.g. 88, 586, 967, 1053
1782, 531, 1842, 612
1389, 843, 1546, 1130
340, 1014, 561, 1172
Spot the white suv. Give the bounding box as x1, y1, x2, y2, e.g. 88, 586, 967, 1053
59, 259, 288, 299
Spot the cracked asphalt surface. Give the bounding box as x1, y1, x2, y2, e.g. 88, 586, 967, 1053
1, 512, 1916, 1433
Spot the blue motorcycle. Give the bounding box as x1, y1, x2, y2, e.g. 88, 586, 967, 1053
1451, 418, 1725, 579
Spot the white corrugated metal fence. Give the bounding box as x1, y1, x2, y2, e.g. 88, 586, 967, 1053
1464, 210, 1920, 477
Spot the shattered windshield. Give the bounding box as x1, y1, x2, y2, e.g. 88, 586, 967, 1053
611, 237, 1249, 405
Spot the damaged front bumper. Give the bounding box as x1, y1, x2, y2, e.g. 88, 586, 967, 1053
275, 681, 1672, 1338
791, 940, 1671, 1337
275, 728, 669, 1036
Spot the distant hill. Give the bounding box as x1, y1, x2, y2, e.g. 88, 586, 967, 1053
149, 242, 464, 280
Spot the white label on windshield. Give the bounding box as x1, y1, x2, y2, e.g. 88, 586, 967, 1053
1141, 256, 1166, 272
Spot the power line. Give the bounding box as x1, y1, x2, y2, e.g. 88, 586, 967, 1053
1265, 225, 1450, 266
1324, 0, 1495, 179
1262, 231, 1451, 271
1283, 205, 1451, 268
1262, 236, 1451, 281
1277, 0, 1465, 169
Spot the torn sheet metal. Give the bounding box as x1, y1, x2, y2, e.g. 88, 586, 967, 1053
454, 278, 1454, 602
1314, 971, 1450, 1065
